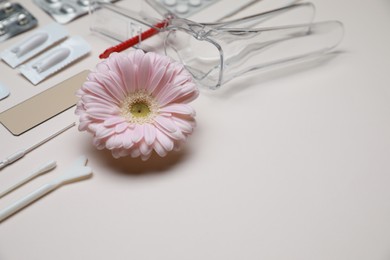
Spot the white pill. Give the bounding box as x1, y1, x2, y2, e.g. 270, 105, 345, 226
163, 0, 177, 6
175, 4, 189, 14
189, 0, 201, 6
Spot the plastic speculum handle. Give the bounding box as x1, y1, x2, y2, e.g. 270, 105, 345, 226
90, 1, 344, 89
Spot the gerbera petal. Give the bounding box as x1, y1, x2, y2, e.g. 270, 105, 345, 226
143, 123, 156, 146
140, 141, 152, 156
122, 129, 134, 149
109, 70, 127, 96
154, 68, 175, 98
154, 115, 177, 133
122, 61, 138, 93
95, 126, 115, 139
96, 61, 109, 73
83, 81, 117, 104
131, 49, 144, 65
131, 124, 144, 143
156, 129, 174, 151
130, 148, 141, 158
115, 122, 129, 133
158, 126, 185, 141
137, 53, 151, 90
172, 117, 194, 134
147, 66, 166, 94
157, 86, 183, 106
100, 74, 126, 102
159, 104, 195, 116
141, 153, 152, 161
104, 116, 127, 127
92, 138, 106, 150
153, 141, 168, 157
87, 107, 119, 117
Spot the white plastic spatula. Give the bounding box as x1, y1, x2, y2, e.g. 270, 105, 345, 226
0, 156, 93, 222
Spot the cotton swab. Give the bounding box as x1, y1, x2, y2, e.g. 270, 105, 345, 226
0, 122, 75, 170
0, 156, 92, 222
0, 160, 56, 199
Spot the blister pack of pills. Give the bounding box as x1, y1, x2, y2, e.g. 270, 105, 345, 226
19, 36, 91, 85
0, 1, 38, 42
33, 0, 118, 24
152, 0, 221, 17
1, 23, 68, 68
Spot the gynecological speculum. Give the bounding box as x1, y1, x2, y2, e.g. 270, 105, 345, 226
92, 0, 344, 89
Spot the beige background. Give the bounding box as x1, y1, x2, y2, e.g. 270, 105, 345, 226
0, 0, 389, 259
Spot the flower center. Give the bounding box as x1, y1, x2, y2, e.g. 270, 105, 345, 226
130, 102, 151, 118
121, 91, 158, 124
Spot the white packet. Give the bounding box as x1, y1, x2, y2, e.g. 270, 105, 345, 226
19, 36, 91, 85
1, 23, 68, 68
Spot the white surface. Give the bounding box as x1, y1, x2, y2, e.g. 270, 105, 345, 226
0, 0, 389, 259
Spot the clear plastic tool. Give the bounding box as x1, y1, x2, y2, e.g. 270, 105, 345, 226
90, 1, 344, 89
0, 156, 92, 222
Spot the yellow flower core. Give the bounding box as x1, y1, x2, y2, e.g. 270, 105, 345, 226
120, 91, 158, 124
130, 102, 151, 118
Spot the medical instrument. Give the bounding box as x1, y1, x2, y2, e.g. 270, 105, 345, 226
19, 36, 91, 85
0, 123, 75, 170
1, 23, 69, 68
90, 1, 344, 89
0, 2, 37, 42
0, 156, 92, 222
0, 160, 56, 198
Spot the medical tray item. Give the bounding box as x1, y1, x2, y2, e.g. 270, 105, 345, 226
0, 123, 75, 169
0, 2, 38, 42
0, 71, 88, 136
0, 156, 93, 222
33, 0, 117, 24
1, 23, 68, 68
0, 81, 10, 100
0, 160, 56, 198
19, 36, 91, 85
91, 1, 344, 89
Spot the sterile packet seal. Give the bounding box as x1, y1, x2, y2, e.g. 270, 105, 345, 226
1, 23, 69, 68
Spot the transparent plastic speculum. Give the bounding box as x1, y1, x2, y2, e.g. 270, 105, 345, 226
89, 0, 344, 89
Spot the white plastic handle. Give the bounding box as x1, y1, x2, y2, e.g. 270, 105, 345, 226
0, 160, 56, 198
0, 183, 57, 222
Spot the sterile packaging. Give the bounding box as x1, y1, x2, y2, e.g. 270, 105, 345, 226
0, 2, 38, 42
151, 0, 221, 18
19, 36, 91, 85
33, 0, 118, 24
1, 23, 68, 68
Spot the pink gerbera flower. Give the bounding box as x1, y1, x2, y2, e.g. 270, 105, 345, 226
75, 50, 199, 160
